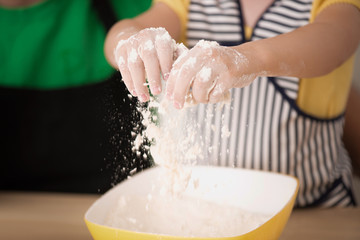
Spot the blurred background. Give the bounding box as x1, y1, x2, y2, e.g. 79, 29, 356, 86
351, 44, 360, 203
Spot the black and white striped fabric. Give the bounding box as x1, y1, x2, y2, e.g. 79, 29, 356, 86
185, 0, 355, 207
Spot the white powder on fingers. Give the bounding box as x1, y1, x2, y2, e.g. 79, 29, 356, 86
211, 82, 225, 97
114, 39, 127, 65
144, 39, 155, 51
117, 56, 125, 67
128, 48, 139, 63
183, 56, 197, 68
174, 43, 189, 59
198, 66, 212, 83
195, 39, 220, 49
155, 30, 172, 43
114, 27, 177, 68
172, 44, 189, 67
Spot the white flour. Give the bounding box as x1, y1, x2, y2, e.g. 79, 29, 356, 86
132, 72, 232, 195
144, 39, 154, 51
198, 66, 212, 83
114, 93, 251, 238
136, 97, 203, 196
112, 34, 265, 237
128, 48, 138, 63
105, 194, 270, 238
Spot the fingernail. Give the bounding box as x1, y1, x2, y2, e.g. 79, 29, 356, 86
163, 73, 170, 81
130, 89, 137, 96
152, 85, 161, 95
174, 101, 183, 109
139, 93, 148, 102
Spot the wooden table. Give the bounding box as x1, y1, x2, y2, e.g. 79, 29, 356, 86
0, 192, 359, 240
0, 192, 97, 240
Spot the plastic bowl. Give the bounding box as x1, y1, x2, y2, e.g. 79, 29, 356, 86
85, 166, 298, 240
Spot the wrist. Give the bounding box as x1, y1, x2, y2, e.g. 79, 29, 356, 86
232, 42, 268, 77
235, 39, 301, 78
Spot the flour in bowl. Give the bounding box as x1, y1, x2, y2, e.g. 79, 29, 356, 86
105, 194, 270, 238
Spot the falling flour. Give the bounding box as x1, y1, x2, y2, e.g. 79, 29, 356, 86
135, 97, 203, 196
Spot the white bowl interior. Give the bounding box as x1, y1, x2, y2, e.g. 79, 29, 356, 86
85, 166, 298, 227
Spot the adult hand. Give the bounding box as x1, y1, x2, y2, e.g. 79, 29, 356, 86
113, 27, 176, 102
166, 40, 258, 109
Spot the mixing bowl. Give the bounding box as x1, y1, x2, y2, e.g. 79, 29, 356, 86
85, 166, 299, 240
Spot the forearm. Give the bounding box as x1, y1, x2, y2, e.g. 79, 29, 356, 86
234, 3, 360, 78
104, 2, 181, 68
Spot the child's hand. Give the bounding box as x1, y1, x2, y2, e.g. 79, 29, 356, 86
113, 27, 176, 102
166, 40, 257, 109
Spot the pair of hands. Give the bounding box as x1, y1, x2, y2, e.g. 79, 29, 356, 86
114, 28, 256, 109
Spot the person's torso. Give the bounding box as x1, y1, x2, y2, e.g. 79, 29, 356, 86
0, 0, 151, 89
184, 0, 355, 207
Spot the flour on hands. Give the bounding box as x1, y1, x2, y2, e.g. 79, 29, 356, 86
166, 40, 256, 109
113, 27, 176, 102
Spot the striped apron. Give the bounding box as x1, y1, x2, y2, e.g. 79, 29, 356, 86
184, 0, 355, 207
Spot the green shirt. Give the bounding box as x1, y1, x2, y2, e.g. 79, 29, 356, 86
0, 0, 151, 89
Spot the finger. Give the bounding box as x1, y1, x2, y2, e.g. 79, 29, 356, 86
191, 66, 216, 103
114, 44, 137, 96
172, 56, 199, 109
165, 45, 190, 102
208, 77, 232, 103
208, 82, 226, 103
127, 46, 149, 102
119, 59, 137, 96
139, 40, 162, 95
113, 39, 127, 69
174, 43, 189, 60
209, 88, 231, 103
155, 32, 175, 81
165, 68, 178, 101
